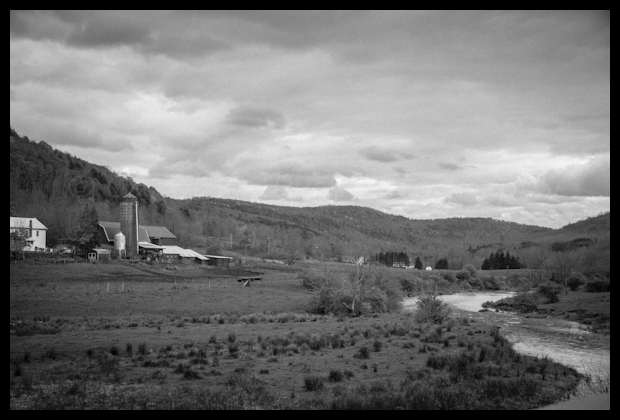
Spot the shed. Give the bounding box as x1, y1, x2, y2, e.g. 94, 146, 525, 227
204, 255, 233, 267
88, 248, 111, 262
139, 241, 164, 261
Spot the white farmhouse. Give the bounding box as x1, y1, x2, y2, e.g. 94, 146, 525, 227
10, 217, 48, 251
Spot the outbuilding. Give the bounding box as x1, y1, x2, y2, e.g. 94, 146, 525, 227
161, 245, 209, 265
88, 248, 111, 262
205, 255, 233, 267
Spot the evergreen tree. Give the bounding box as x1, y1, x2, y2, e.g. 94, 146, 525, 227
435, 257, 449, 270
414, 256, 423, 269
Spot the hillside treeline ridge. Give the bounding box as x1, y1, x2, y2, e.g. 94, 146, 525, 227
9, 126, 610, 274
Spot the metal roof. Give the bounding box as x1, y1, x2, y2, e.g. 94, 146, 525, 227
204, 255, 233, 259
141, 225, 177, 239
161, 246, 209, 260
98, 221, 149, 242
138, 241, 164, 250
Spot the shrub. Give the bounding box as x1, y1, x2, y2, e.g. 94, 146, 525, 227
537, 283, 563, 303
137, 343, 148, 356
442, 271, 456, 283
328, 369, 345, 382
43, 348, 58, 360
455, 270, 471, 281
414, 292, 451, 324
584, 278, 610, 293
566, 273, 586, 291
373, 339, 383, 352
354, 345, 371, 359
304, 375, 324, 391
183, 368, 202, 380
463, 264, 477, 277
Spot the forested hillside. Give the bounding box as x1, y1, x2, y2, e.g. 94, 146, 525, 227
9, 126, 610, 273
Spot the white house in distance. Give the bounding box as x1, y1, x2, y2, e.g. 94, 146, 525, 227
10, 217, 47, 251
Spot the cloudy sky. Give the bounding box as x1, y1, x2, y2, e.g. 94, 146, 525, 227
10, 11, 610, 229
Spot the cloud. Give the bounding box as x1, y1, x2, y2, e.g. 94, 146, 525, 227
438, 162, 464, 171
225, 105, 286, 129
445, 192, 480, 206
384, 191, 403, 200
259, 185, 289, 200
359, 146, 399, 162
359, 145, 414, 163
239, 162, 337, 188
328, 186, 355, 201
538, 155, 610, 197
148, 158, 211, 179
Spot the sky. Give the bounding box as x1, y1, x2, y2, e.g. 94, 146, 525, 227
10, 10, 610, 229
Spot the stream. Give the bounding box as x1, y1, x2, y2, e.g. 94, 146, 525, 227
403, 292, 611, 396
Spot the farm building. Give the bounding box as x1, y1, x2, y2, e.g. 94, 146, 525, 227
87, 248, 111, 262
161, 245, 209, 265
98, 221, 149, 249
10, 217, 47, 252
98, 222, 178, 249
140, 225, 177, 245
205, 254, 233, 267
138, 241, 164, 260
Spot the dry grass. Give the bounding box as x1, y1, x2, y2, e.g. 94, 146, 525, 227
10, 260, 584, 410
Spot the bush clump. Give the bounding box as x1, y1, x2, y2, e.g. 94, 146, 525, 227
413, 286, 451, 324
584, 278, 610, 293
537, 283, 563, 303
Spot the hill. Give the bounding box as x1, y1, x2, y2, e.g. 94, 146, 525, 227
9, 126, 609, 270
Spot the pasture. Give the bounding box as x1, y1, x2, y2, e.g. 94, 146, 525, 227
10, 259, 583, 409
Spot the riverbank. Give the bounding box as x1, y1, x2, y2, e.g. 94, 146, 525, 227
482, 290, 610, 335
426, 292, 610, 410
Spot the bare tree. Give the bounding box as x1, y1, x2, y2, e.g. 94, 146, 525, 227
546, 250, 581, 294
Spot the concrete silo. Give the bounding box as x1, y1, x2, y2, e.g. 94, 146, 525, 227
120, 192, 139, 258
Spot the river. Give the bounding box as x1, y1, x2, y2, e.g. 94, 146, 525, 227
403, 291, 611, 397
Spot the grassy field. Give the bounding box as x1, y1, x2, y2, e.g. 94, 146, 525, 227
10, 259, 584, 409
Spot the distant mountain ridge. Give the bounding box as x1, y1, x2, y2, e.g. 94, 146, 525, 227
9, 126, 609, 267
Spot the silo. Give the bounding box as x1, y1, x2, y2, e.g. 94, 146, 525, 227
120, 192, 139, 258
114, 231, 126, 258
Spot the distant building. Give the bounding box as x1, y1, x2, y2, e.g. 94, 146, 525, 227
161, 245, 209, 265
140, 225, 177, 245
425, 266, 433, 271
10, 217, 47, 251
87, 248, 111, 262
98, 222, 178, 250
205, 254, 233, 267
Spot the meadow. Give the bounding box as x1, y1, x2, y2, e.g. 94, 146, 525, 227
10, 258, 584, 409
